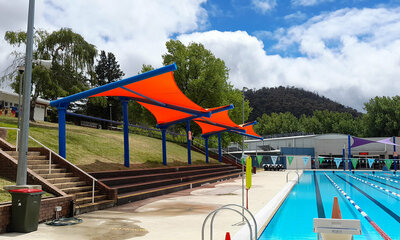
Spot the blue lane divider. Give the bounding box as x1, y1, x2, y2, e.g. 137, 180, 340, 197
324, 173, 392, 240
344, 173, 400, 198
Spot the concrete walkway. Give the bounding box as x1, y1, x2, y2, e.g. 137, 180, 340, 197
0, 170, 295, 240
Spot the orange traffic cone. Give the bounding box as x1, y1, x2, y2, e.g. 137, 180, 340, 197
331, 197, 342, 219
225, 232, 231, 240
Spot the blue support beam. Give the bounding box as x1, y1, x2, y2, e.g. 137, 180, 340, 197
342, 148, 346, 171
218, 133, 222, 162
50, 63, 177, 107
187, 121, 191, 165
122, 98, 130, 168
348, 134, 351, 171
204, 136, 209, 164
162, 128, 167, 165
57, 104, 68, 158
394, 136, 397, 171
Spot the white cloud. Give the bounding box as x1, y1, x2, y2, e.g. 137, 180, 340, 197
251, 0, 277, 14
178, 8, 400, 111
0, 0, 207, 86
284, 11, 307, 21
292, 0, 333, 7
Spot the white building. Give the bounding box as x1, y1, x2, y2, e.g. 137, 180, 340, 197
0, 90, 50, 121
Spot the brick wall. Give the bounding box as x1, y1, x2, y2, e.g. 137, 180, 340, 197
0, 195, 73, 233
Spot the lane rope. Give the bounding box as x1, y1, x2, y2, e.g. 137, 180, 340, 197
324, 172, 392, 240
345, 173, 400, 198
368, 174, 399, 184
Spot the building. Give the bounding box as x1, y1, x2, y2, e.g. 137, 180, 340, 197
0, 90, 50, 121
227, 134, 399, 170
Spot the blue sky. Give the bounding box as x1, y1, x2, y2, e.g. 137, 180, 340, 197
1, 0, 400, 111
202, 0, 398, 56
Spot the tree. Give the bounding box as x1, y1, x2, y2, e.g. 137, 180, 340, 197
362, 96, 400, 137
161, 40, 251, 147
3, 28, 97, 121
86, 50, 124, 120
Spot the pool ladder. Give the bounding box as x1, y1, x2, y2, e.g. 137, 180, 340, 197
202, 204, 258, 240
286, 171, 300, 183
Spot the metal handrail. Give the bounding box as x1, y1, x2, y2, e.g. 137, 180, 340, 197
0, 127, 97, 203
202, 204, 258, 240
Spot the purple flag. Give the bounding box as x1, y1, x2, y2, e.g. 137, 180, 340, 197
376, 138, 398, 146
351, 137, 375, 148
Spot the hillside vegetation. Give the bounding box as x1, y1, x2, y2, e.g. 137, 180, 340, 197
0, 116, 219, 172
245, 86, 361, 121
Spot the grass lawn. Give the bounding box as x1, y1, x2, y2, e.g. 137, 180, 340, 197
0, 116, 220, 172
0, 177, 14, 203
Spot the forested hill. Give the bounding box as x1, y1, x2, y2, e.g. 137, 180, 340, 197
245, 86, 361, 121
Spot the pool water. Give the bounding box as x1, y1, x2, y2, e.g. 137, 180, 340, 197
259, 171, 400, 239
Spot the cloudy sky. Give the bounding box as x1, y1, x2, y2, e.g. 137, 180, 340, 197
1, 0, 400, 111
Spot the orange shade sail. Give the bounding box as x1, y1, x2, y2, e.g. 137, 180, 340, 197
194, 108, 243, 136
240, 123, 262, 139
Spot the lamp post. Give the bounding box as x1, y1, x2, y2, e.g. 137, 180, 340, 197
241, 86, 248, 221
17, 65, 25, 131
109, 104, 112, 121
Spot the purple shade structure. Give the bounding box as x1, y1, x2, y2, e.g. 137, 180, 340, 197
351, 136, 400, 148
350, 137, 375, 148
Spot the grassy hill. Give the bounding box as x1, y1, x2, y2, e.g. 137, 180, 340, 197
0, 116, 219, 172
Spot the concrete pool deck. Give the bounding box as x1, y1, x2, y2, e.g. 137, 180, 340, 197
0, 170, 301, 240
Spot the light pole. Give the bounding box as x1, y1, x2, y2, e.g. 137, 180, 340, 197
109, 104, 112, 121
17, 65, 25, 131
241, 86, 248, 221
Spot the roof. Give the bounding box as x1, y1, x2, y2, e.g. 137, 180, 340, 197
0, 89, 50, 105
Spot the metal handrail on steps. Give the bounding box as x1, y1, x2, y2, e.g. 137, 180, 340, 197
202, 203, 258, 240
0, 127, 97, 203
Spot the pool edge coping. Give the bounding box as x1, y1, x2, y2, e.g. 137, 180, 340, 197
233, 170, 304, 240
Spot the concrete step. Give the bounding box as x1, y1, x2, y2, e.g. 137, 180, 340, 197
75, 195, 107, 205
75, 200, 115, 215
118, 172, 241, 205
41, 172, 74, 179
27, 160, 50, 165
101, 166, 237, 186
62, 186, 92, 194
34, 168, 68, 174
55, 181, 88, 189
4, 151, 41, 156
47, 177, 81, 184
74, 190, 100, 199
27, 164, 61, 170
13, 155, 48, 160
114, 169, 241, 194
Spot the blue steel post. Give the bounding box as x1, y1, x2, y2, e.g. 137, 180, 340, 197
218, 133, 222, 162
348, 134, 351, 171
187, 121, 191, 165
342, 148, 346, 171
205, 136, 209, 164
162, 129, 167, 165
122, 98, 130, 167
57, 105, 67, 158
394, 136, 397, 171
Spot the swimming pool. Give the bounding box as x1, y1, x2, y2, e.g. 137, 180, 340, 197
259, 171, 400, 239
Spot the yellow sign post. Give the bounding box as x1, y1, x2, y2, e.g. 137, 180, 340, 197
246, 155, 252, 209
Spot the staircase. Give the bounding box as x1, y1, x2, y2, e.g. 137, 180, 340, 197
3, 150, 114, 214
91, 164, 242, 205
